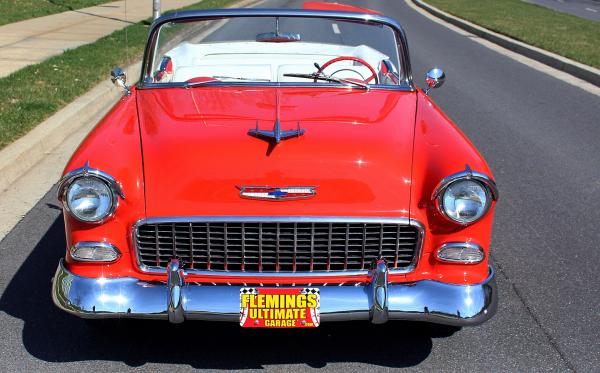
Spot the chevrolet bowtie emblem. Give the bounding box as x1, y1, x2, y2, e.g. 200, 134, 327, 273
237, 186, 317, 201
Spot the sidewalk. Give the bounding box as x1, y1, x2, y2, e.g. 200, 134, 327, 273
0, 0, 200, 78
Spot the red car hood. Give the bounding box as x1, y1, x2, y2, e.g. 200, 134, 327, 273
136, 87, 416, 217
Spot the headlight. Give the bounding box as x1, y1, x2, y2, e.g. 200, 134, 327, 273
433, 166, 498, 225
441, 180, 489, 223
58, 162, 124, 223
66, 177, 114, 222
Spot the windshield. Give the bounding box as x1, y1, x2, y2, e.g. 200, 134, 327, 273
144, 15, 405, 88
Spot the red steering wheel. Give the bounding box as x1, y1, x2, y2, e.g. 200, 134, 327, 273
316, 56, 379, 84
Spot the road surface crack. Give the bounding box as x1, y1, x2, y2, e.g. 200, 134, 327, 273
491, 255, 577, 372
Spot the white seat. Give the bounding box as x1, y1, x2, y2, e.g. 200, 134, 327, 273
164, 41, 390, 83
173, 64, 272, 82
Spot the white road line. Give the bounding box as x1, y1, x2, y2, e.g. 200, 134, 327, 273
405, 0, 600, 97
585, 7, 597, 12
332, 23, 341, 34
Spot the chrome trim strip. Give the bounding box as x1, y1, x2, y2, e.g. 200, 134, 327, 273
436, 242, 485, 264
131, 216, 425, 277
69, 242, 121, 263
57, 161, 125, 224
52, 260, 497, 326
139, 8, 414, 89
138, 81, 415, 91
431, 165, 498, 225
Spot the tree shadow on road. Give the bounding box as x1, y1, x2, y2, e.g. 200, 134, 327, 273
0, 214, 459, 369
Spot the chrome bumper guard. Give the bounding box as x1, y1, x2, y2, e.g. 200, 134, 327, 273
52, 259, 497, 326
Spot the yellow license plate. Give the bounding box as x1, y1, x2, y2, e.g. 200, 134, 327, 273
240, 287, 320, 328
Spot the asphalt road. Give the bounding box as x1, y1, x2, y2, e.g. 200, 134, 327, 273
1, 0, 599, 371
524, 0, 600, 21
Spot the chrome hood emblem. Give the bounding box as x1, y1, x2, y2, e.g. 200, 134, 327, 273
248, 90, 304, 156
237, 186, 317, 201
248, 119, 304, 144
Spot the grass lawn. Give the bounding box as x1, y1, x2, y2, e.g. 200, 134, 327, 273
425, 0, 600, 69
0, 0, 237, 150
0, 0, 114, 26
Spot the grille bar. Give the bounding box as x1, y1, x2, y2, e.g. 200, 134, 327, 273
135, 218, 421, 273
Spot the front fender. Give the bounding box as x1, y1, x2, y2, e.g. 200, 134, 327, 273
61, 88, 145, 278
408, 89, 497, 285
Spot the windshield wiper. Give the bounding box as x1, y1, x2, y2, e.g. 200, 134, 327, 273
283, 72, 369, 90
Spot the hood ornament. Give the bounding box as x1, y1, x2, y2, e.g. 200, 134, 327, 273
248, 120, 304, 153
248, 90, 304, 155
237, 186, 317, 201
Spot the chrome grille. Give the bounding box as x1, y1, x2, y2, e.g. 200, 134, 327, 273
135, 219, 421, 272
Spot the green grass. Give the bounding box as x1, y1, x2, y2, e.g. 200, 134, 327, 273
0, 0, 237, 150
0, 0, 115, 26
426, 0, 600, 69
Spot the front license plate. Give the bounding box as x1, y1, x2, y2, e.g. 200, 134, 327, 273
240, 287, 320, 328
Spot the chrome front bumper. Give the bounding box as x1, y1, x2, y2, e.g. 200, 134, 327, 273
51, 259, 497, 326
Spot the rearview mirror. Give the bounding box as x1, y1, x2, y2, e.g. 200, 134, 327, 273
256, 16, 300, 43
256, 32, 301, 42
424, 68, 445, 95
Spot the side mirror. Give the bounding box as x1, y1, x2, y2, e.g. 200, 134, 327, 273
424, 68, 445, 95
111, 67, 130, 96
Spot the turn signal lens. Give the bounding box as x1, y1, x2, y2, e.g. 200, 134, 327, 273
70, 242, 120, 262
437, 243, 484, 264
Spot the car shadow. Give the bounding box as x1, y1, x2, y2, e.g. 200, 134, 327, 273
0, 214, 460, 369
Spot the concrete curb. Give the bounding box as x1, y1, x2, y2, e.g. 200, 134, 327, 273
412, 0, 600, 87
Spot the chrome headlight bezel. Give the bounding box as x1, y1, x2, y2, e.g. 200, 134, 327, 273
432, 166, 498, 225
57, 162, 125, 224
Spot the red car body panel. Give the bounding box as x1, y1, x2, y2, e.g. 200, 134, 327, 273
62, 86, 495, 286
63, 90, 144, 279
406, 89, 495, 284
136, 87, 415, 218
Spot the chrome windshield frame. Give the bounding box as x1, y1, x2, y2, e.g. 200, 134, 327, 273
138, 8, 415, 90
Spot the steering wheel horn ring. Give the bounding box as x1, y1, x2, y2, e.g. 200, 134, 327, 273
316, 56, 379, 84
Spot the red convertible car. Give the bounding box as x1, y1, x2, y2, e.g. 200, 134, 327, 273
52, 3, 498, 328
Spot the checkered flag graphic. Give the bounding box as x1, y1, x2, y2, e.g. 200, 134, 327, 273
301, 287, 321, 327
240, 287, 258, 295
239, 287, 258, 326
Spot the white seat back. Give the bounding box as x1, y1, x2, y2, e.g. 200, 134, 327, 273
173, 64, 273, 82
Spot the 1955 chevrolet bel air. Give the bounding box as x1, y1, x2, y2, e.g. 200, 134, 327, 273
51, 3, 498, 328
